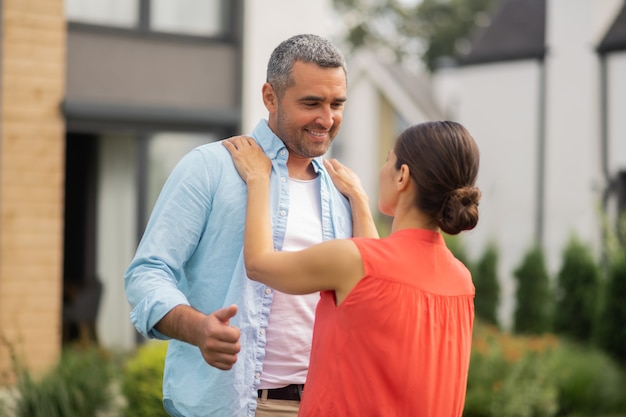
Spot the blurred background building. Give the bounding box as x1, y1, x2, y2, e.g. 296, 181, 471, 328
1, 0, 625, 376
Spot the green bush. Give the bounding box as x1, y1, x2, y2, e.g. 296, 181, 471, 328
464, 322, 559, 417
513, 245, 552, 334
473, 242, 500, 327
6, 346, 113, 417
553, 235, 600, 343
121, 341, 169, 417
464, 321, 626, 417
549, 341, 626, 416
595, 250, 626, 368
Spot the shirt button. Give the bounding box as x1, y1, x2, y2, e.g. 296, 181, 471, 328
280, 149, 286, 156
265, 288, 272, 295
260, 329, 265, 335
255, 373, 261, 379
279, 210, 286, 216
280, 176, 286, 183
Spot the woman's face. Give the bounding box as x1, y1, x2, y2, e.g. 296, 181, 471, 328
377, 149, 400, 216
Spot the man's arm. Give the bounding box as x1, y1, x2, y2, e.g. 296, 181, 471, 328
155, 304, 241, 370
125, 148, 241, 370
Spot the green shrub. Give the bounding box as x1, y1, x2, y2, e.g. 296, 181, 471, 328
473, 242, 500, 327
513, 245, 552, 334
595, 250, 626, 368
464, 321, 626, 417
7, 346, 113, 417
121, 341, 169, 417
464, 321, 559, 417
553, 235, 600, 343
549, 341, 626, 416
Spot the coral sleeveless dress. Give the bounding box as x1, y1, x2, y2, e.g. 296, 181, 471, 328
298, 229, 475, 417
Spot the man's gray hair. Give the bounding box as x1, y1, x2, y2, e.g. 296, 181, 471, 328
266, 34, 347, 97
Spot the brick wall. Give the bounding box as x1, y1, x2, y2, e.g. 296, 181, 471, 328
0, 0, 66, 377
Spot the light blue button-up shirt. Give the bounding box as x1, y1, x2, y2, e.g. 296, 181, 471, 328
125, 120, 353, 417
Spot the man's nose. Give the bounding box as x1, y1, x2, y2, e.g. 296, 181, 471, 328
315, 106, 334, 129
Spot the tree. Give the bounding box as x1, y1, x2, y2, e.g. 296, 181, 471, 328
332, 0, 499, 71
472, 242, 500, 327
513, 245, 552, 334
553, 235, 600, 343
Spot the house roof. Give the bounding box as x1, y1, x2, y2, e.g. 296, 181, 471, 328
349, 50, 445, 122
459, 0, 546, 66
598, 3, 626, 53
382, 60, 445, 121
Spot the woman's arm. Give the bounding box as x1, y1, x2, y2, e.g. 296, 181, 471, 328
223, 137, 363, 302
324, 159, 379, 238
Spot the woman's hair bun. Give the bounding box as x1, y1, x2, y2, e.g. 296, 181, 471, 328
438, 187, 481, 235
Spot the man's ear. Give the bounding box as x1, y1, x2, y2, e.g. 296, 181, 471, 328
262, 83, 277, 112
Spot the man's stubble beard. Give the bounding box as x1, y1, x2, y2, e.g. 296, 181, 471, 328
275, 107, 338, 159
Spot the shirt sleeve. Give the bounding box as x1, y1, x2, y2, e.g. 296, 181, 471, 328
124, 148, 213, 339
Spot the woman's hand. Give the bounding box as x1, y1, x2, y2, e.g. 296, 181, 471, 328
324, 158, 379, 238
223, 136, 271, 183
323, 158, 366, 201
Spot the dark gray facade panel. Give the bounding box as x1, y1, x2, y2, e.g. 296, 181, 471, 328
63, 99, 239, 133
598, 4, 626, 53
66, 30, 238, 110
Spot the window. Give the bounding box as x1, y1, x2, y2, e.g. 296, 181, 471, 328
65, 0, 139, 28
66, 0, 229, 37
151, 0, 225, 37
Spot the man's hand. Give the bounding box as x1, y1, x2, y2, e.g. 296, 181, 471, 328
197, 305, 241, 370
155, 304, 241, 371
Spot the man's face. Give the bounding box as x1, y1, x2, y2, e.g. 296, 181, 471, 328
267, 61, 347, 159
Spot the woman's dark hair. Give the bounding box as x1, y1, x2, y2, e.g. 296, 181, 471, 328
394, 121, 481, 235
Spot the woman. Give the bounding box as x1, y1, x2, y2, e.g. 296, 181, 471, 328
223, 121, 481, 417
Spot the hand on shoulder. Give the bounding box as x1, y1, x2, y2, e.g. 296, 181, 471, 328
223, 136, 272, 183
324, 159, 367, 202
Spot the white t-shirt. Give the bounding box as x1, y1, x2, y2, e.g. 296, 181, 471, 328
259, 176, 322, 389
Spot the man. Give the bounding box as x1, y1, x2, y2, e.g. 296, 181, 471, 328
125, 34, 352, 417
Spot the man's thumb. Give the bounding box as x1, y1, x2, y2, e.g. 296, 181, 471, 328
214, 304, 238, 324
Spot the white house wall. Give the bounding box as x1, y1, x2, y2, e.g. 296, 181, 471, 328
336, 73, 383, 208
543, 0, 603, 273
434, 61, 542, 329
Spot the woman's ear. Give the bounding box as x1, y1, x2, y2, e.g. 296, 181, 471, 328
262, 83, 277, 112
396, 164, 411, 192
